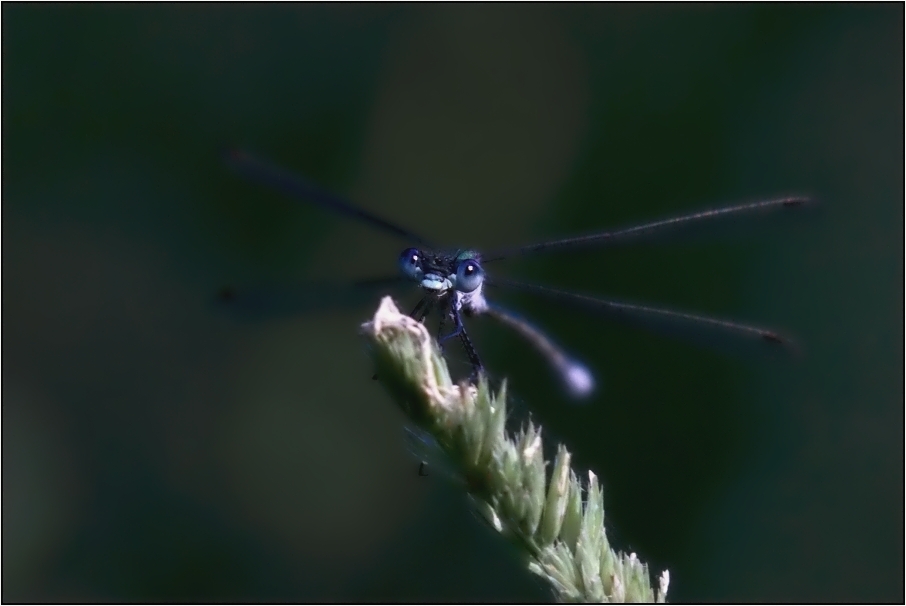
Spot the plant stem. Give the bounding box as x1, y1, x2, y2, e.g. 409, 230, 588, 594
361, 297, 669, 603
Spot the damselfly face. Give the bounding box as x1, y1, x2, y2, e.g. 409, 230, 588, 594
397, 248, 485, 295
221, 150, 810, 399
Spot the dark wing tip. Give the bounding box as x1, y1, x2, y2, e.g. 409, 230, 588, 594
780, 195, 818, 208
762, 330, 807, 359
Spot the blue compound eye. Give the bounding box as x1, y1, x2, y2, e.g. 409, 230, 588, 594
398, 248, 423, 281
454, 259, 484, 293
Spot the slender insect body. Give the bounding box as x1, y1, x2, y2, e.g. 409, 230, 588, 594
225, 150, 809, 400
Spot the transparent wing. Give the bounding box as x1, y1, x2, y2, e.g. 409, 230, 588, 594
482, 196, 811, 262
225, 149, 435, 247
215, 275, 408, 321
486, 278, 797, 355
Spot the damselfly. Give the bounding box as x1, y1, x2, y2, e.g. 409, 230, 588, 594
221, 150, 809, 398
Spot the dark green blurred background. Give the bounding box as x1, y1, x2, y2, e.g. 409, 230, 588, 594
3, 4, 902, 602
